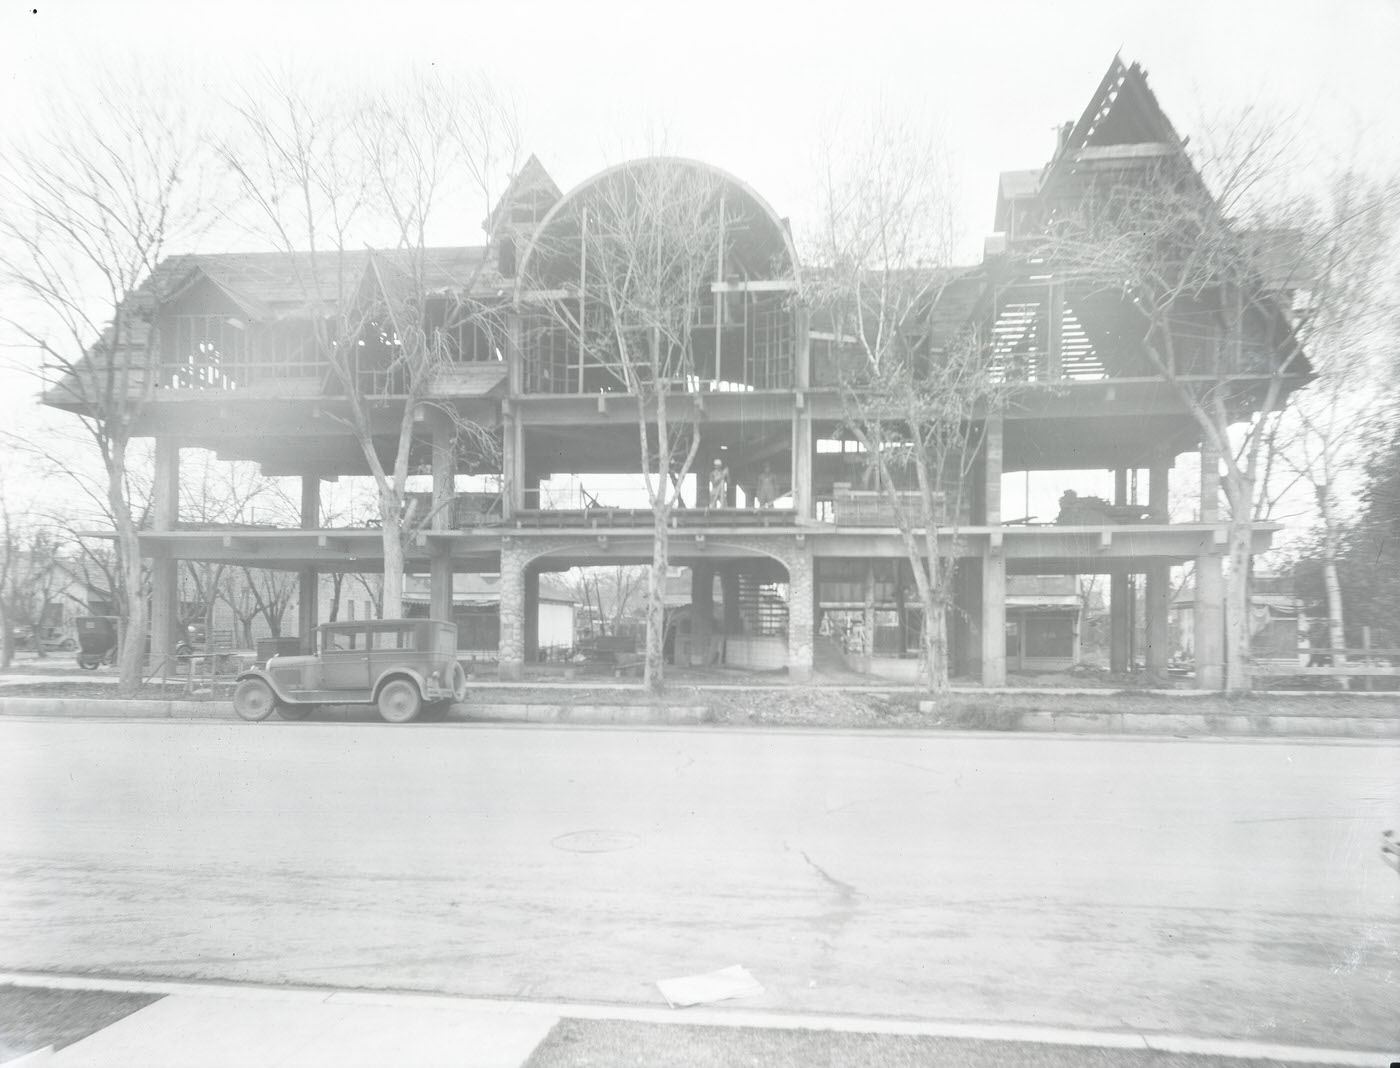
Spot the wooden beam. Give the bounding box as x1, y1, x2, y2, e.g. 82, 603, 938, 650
1075, 143, 1175, 161
710, 280, 797, 293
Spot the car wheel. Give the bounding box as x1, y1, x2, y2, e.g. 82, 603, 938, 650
232, 678, 278, 722
450, 661, 468, 702
61, 638, 76, 652
377, 679, 422, 723
78, 656, 100, 671
276, 704, 313, 720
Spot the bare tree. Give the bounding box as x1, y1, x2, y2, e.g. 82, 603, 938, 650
806, 121, 1012, 692
0, 487, 20, 669
564, 565, 648, 639
241, 568, 298, 638
1271, 171, 1400, 680
0, 509, 70, 662
318, 480, 380, 623
1031, 117, 1320, 691
221, 72, 515, 614
0, 75, 213, 691
521, 160, 733, 693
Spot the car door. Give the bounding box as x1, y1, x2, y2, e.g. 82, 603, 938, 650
320, 624, 371, 693
368, 624, 408, 686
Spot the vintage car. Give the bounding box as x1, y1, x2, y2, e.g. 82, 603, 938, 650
232, 618, 468, 723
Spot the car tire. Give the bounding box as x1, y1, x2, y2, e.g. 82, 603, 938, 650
78, 656, 100, 671
232, 678, 278, 722
60, 638, 76, 652
377, 678, 422, 724
276, 704, 313, 720
450, 661, 468, 702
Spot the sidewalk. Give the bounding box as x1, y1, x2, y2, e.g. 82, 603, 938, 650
1, 975, 1391, 1068
31, 994, 555, 1068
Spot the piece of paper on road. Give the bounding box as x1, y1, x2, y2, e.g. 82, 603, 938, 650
656, 964, 764, 1008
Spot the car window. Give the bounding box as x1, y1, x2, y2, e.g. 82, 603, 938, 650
371, 628, 406, 651
327, 629, 362, 652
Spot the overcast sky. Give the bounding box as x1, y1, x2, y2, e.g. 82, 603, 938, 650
2, 0, 1397, 518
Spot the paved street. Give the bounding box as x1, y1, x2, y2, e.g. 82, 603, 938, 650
0, 719, 1395, 1052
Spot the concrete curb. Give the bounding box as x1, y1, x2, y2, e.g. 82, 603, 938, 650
1, 695, 1397, 739
0, 698, 226, 720
0, 1047, 54, 1068
0, 696, 712, 727
456, 703, 710, 726
917, 702, 1400, 739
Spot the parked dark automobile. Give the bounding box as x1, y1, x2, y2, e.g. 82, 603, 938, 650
175, 621, 206, 657
231, 619, 467, 723
75, 616, 120, 670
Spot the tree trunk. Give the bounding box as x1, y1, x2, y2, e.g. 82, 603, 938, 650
1224, 518, 1254, 694
644, 507, 668, 696
1317, 495, 1348, 688
0, 599, 11, 670
380, 497, 405, 617
109, 443, 148, 695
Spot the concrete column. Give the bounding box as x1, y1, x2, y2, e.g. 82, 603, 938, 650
1145, 565, 1172, 680
956, 558, 983, 680
691, 563, 714, 665
501, 403, 522, 519
524, 567, 539, 662
1145, 460, 1172, 679
1110, 571, 1131, 673
787, 550, 814, 682
148, 438, 180, 666
1149, 460, 1171, 522
497, 540, 526, 680
432, 420, 456, 531
1196, 437, 1225, 690
792, 410, 814, 520
984, 418, 1003, 525
981, 416, 1005, 687
428, 418, 456, 627
794, 304, 811, 391
297, 476, 320, 650
981, 551, 1006, 687
1112, 464, 1134, 671
862, 561, 877, 660
505, 311, 524, 394
430, 555, 453, 624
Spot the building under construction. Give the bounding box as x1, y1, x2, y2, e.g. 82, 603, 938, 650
45, 57, 1310, 688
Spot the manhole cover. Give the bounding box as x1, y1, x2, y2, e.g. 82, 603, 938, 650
552, 829, 640, 854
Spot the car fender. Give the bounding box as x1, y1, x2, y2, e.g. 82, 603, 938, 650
372, 668, 427, 700
234, 667, 298, 705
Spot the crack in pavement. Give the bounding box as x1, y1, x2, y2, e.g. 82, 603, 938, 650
797, 849, 860, 902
